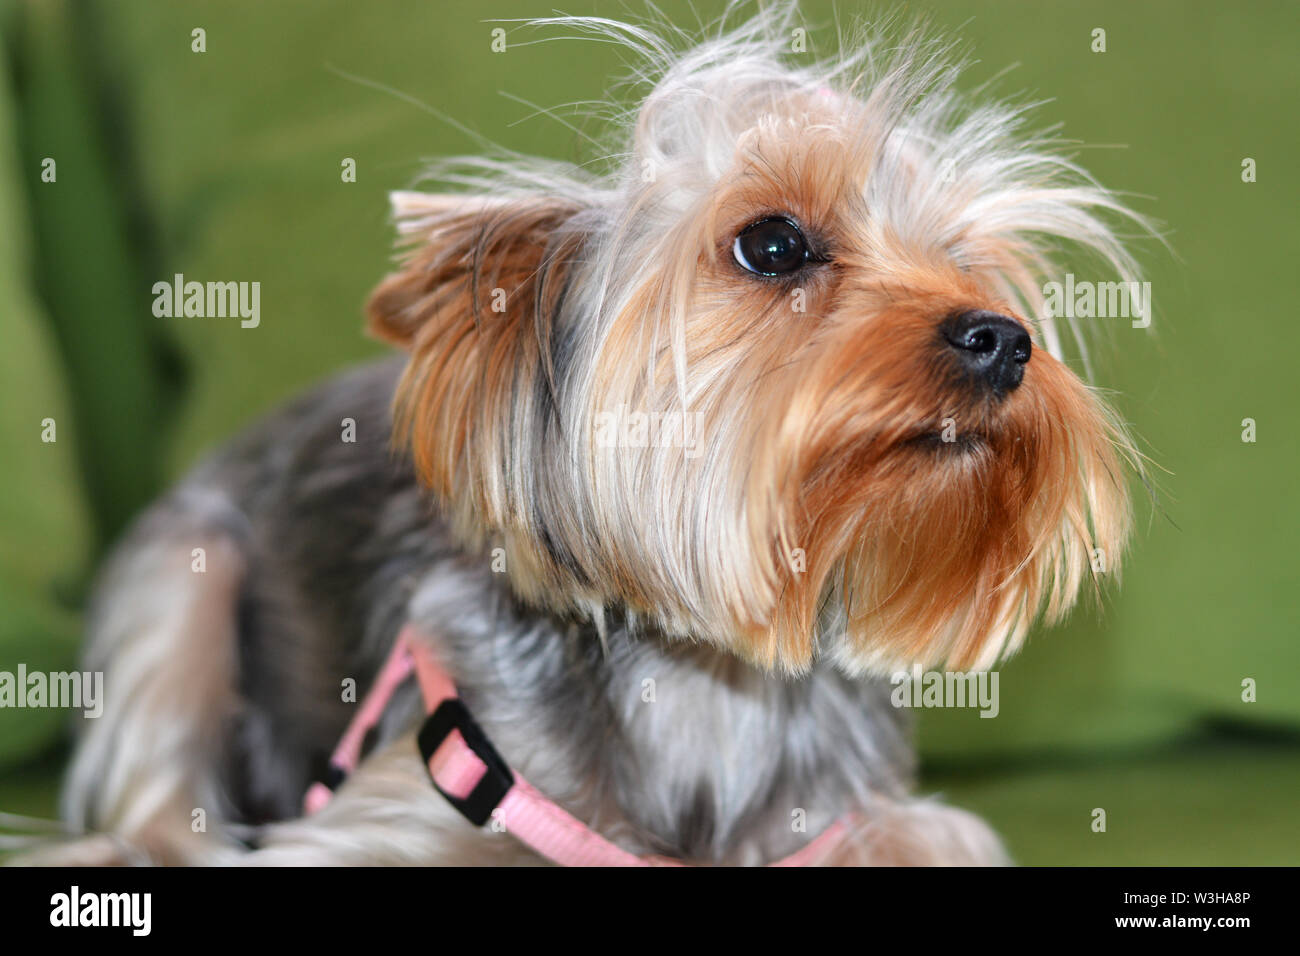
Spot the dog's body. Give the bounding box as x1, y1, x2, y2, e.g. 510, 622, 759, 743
59, 358, 1005, 865
45, 9, 1147, 866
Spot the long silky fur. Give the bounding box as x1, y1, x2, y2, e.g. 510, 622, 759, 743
29, 3, 1153, 868
372, 5, 1149, 675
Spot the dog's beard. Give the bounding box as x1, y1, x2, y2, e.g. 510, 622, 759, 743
740, 294, 1134, 675
377, 218, 1133, 678
774, 354, 1130, 676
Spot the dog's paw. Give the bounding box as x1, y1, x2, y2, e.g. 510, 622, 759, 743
829, 799, 1011, 866
5, 833, 153, 867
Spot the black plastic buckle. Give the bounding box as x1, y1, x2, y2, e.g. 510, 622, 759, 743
417, 698, 515, 826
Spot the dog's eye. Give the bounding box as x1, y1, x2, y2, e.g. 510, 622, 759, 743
733, 218, 809, 276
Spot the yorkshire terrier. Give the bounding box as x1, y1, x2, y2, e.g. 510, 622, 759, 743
45, 9, 1145, 866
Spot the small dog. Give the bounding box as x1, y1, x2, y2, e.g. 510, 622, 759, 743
49, 9, 1145, 866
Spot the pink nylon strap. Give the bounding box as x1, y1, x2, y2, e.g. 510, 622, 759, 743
306, 626, 853, 866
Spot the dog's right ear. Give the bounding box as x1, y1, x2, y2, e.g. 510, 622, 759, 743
366, 190, 586, 505
367, 191, 573, 348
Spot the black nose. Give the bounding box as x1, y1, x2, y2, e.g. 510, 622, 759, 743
942, 310, 1032, 395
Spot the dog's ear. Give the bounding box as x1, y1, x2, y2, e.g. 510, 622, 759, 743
366, 190, 585, 507
367, 192, 579, 347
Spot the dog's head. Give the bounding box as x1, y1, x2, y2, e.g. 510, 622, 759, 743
368, 11, 1146, 676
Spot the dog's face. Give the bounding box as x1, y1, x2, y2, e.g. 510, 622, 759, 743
368, 24, 1139, 677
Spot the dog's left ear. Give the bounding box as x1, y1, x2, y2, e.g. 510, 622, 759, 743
366, 190, 586, 509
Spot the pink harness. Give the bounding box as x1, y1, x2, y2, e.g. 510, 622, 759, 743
304, 625, 854, 866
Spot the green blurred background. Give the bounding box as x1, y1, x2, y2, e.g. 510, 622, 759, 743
0, 0, 1296, 864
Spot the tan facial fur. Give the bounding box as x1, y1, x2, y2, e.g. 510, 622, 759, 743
368, 14, 1144, 677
